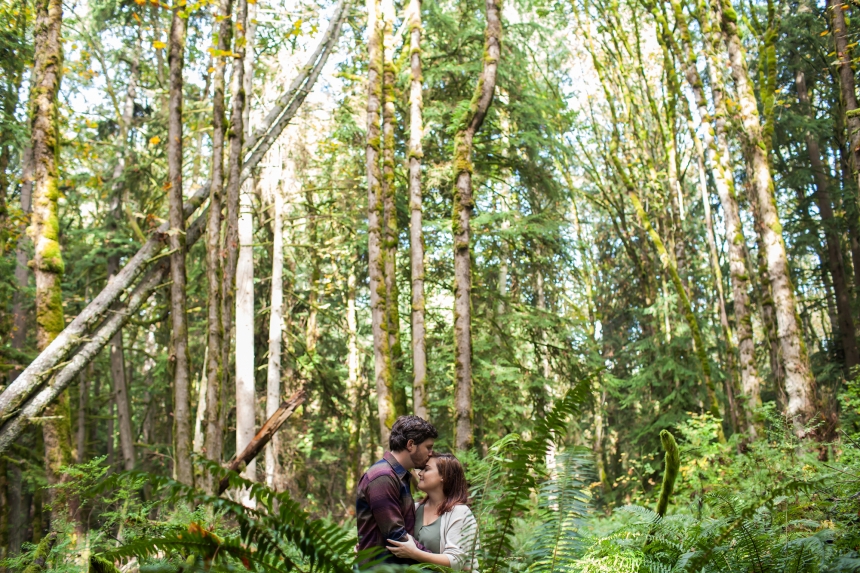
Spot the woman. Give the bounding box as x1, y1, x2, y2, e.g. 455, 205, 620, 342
386, 453, 479, 570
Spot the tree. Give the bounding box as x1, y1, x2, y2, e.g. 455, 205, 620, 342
452, 0, 501, 452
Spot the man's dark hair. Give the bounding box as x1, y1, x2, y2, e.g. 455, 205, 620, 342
389, 416, 438, 451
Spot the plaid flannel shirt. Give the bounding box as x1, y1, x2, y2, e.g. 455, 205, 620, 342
356, 451, 428, 564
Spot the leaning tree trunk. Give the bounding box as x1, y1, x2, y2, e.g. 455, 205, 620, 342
408, 0, 427, 419
167, 0, 193, 485
452, 0, 501, 452
666, 0, 762, 435
203, 0, 233, 493
380, 0, 406, 418
27, 0, 78, 525
718, 0, 818, 433
796, 69, 858, 373
366, 0, 395, 443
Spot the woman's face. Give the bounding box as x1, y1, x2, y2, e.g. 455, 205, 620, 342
417, 457, 443, 493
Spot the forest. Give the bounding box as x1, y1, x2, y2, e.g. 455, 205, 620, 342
1, 0, 860, 567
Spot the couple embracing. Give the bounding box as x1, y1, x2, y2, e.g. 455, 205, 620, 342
356, 416, 479, 570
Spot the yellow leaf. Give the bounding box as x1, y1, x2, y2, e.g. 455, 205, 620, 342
149, 136, 161, 145
153, 40, 166, 49
208, 66, 215, 73
821, 30, 830, 36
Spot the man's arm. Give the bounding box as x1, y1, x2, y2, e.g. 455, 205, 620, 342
365, 476, 428, 550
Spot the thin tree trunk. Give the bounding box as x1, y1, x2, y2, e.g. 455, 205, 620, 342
832, 96, 860, 284
718, 0, 818, 433
193, 346, 208, 454
76, 371, 87, 463
408, 0, 427, 419
829, 0, 860, 202
235, 179, 255, 487
366, 0, 394, 444
223, 0, 249, 466
796, 69, 858, 372
346, 260, 363, 491
106, 33, 141, 473
167, 0, 193, 485
265, 177, 285, 489
452, 0, 501, 452
9, 146, 32, 383
380, 0, 406, 417
628, 190, 725, 442
203, 0, 232, 494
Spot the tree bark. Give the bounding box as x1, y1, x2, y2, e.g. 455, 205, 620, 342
167, 0, 193, 485
9, 146, 32, 383
452, 0, 501, 452
408, 0, 427, 419
829, 0, 860, 200
796, 69, 858, 373
366, 0, 395, 444
346, 261, 363, 491
204, 0, 233, 493
718, 0, 818, 433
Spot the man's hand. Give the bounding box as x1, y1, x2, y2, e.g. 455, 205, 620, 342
386, 534, 420, 559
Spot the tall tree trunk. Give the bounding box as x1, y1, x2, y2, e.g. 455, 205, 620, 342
203, 0, 233, 493
796, 69, 858, 372
76, 371, 87, 463
408, 0, 427, 419
106, 34, 141, 473
452, 0, 501, 452
167, 0, 193, 485
9, 147, 32, 382
223, 0, 252, 492
366, 0, 395, 444
832, 96, 860, 284
718, 0, 818, 433
222, 0, 250, 450
265, 173, 285, 489
380, 0, 406, 418
27, 0, 78, 525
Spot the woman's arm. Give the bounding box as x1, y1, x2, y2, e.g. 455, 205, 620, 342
386, 535, 452, 567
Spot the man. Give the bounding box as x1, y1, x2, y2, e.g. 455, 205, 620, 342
356, 415, 437, 565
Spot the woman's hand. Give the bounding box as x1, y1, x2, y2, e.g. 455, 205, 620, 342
386, 534, 420, 559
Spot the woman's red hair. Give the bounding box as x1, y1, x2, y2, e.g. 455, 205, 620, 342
422, 453, 470, 514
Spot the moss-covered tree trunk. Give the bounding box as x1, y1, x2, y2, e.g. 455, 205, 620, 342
452, 0, 501, 452
380, 0, 406, 417
408, 0, 427, 420
366, 0, 395, 444
718, 0, 818, 434
167, 0, 193, 485
204, 0, 232, 493
27, 0, 79, 525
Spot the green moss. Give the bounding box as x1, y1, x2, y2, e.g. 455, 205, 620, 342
655, 430, 680, 517
39, 238, 65, 274
37, 280, 65, 339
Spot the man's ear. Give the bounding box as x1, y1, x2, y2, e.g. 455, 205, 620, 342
406, 439, 415, 452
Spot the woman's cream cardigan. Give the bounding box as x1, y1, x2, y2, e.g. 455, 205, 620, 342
414, 502, 480, 571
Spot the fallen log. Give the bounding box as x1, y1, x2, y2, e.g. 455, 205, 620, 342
218, 388, 306, 495
0, 2, 349, 431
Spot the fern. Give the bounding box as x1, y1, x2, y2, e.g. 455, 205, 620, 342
472, 380, 593, 573
527, 450, 593, 573
91, 466, 362, 573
